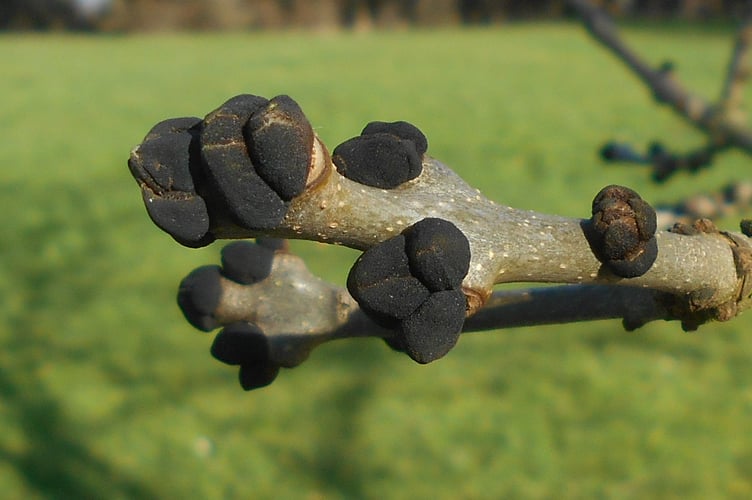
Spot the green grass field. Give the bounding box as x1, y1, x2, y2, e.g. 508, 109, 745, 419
2, 23, 752, 499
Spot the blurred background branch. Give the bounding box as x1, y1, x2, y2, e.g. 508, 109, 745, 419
571, 0, 752, 183
4, 0, 752, 33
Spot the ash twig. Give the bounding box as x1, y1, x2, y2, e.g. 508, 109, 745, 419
128, 91, 752, 386
175, 239, 748, 389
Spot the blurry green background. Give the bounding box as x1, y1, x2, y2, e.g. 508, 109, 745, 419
2, 23, 752, 499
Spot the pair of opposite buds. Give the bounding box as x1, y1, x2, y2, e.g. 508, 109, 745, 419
176, 228, 470, 390
130, 93, 659, 390
128, 93, 429, 248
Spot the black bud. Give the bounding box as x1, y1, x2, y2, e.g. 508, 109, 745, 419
143, 116, 204, 141
210, 322, 268, 365
220, 241, 276, 285
177, 265, 223, 331
200, 94, 268, 146
629, 197, 658, 239
135, 120, 199, 193
348, 235, 409, 286
361, 121, 428, 156
401, 289, 467, 364
128, 116, 214, 247
741, 219, 752, 238
600, 220, 640, 261
239, 361, 280, 391
140, 194, 214, 248
347, 235, 430, 325
355, 276, 431, 324
586, 185, 658, 278
403, 218, 471, 291
606, 237, 658, 278
244, 95, 313, 201
201, 94, 288, 230
210, 322, 280, 391
332, 133, 422, 189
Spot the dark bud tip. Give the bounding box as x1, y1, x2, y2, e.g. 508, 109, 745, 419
587, 185, 658, 278
210, 322, 280, 390
629, 197, 657, 239
129, 117, 214, 247
332, 133, 422, 189
382, 335, 407, 353
210, 322, 268, 365
244, 95, 314, 201
201, 94, 269, 146
143, 116, 204, 141
201, 94, 288, 230
347, 235, 430, 325
239, 361, 280, 391
348, 235, 409, 287
400, 290, 467, 364
140, 192, 214, 248
605, 237, 658, 279
220, 241, 275, 285
177, 265, 223, 331
403, 218, 471, 291
361, 121, 428, 156
133, 117, 202, 193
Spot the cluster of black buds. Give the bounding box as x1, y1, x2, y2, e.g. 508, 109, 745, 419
177, 239, 285, 390
329, 120, 474, 362
347, 217, 471, 364
128, 93, 434, 249
134, 93, 479, 388
177, 225, 473, 389
128, 94, 316, 248
332, 120, 427, 188
130, 93, 673, 392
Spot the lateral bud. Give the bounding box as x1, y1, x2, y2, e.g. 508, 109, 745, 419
584, 185, 658, 278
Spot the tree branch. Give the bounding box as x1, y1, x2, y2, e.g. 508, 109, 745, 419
174, 238, 743, 389
719, 4, 752, 118
187, 242, 677, 340
128, 91, 752, 386
570, 0, 719, 133
128, 96, 746, 310
600, 140, 726, 182
570, 0, 752, 181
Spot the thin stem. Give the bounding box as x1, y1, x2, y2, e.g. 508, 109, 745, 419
719, 6, 752, 116
569, 0, 752, 153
